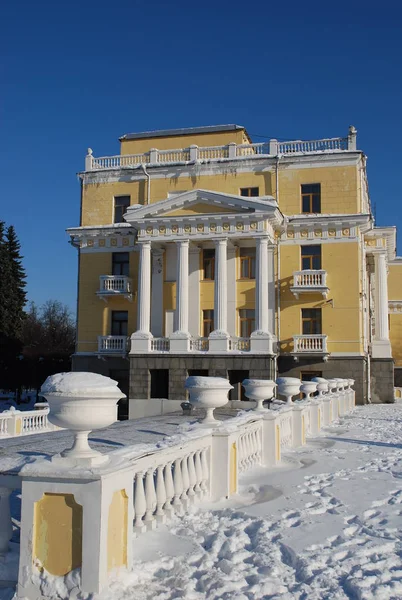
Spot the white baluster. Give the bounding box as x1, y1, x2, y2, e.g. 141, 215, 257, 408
187, 453, 197, 502
144, 468, 157, 529
238, 436, 244, 472
164, 462, 174, 517
194, 451, 203, 498
173, 458, 183, 511
181, 455, 190, 509
200, 448, 210, 497
155, 465, 167, 522
134, 472, 147, 533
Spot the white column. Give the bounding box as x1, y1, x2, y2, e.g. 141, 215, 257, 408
170, 240, 190, 351
371, 251, 391, 358
209, 238, 229, 351
189, 245, 201, 337
251, 237, 274, 354
227, 245, 237, 337
130, 241, 152, 353
151, 249, 164, 337
255, 237, 269, 332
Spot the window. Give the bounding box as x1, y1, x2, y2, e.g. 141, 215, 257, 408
114, 196, 130, 223
301, 184, 321, 214
112, 252, 130, 276
111, 311, 128, 336
203, 310, 214, 337
203, 249, 215, 280
301, 245, 321, 270
240, 187, 259, 197
239, 309, 255, 337
300, 371, 322, 382
150, 370, 169, 399
239, 248, 256, 279
302, 309, 322, 335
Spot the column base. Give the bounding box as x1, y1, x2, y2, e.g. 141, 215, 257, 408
130, 331, 153, 354
371, 340, 392, 358
250, 331, 275, 354
170, 331, 191, 352
209, 330, 229, 352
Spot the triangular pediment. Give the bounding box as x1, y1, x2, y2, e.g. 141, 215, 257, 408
124, 189, 277, 222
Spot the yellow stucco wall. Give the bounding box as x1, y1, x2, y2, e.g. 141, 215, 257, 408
81, 172, 274, 227
388, 264, 402, 299
120, 129, 247, 155
279, 241, 362, 353
77, 252, 138, 353
277, 165, 360, 215
390, 314, 402, 367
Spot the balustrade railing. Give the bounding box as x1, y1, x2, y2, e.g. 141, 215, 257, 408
86, 133, 354, 171
0, 407, 52, 438
229, 337, 251, 351
278, 410, 293, 449
132, 440, 210, 533
278, 137, 348, 154
293, 334, 328, 353
190, 337, 209, 351
238, 422, 262, 473
293, 270, 327, 288
98, 275, 132, 294
151, 338, 170, 352
98, 335, 128, 354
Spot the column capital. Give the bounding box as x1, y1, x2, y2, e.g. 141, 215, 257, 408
214, 238, 228, 247
175, 239, 190, 247
137, 239, 151, 249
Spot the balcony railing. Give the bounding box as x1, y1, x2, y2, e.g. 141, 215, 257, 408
97, 276, 132, 300
98, 336, 128, 354
151, 338, 170, 352
290, 270, 329, 299
85, 132, 355, 171
229, 337, 251, 351
190, 337, 209, 351
293, 335, 328, 354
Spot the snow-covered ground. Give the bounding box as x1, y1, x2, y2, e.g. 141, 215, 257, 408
2, 403, 402, 599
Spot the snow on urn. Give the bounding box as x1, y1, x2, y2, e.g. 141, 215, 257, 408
184, 376, 233, 426
40, 372, 125, 466
300, 381, 318, 401
311, 377, 329, 399
242, 379, 276, 412
276, 377, 301, 404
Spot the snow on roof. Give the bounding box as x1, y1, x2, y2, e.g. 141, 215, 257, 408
120, 124, 246, 141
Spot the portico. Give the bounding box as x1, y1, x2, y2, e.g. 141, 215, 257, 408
126, 190, 284, 356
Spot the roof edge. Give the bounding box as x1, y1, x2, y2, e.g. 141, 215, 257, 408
119, 124, 247, 142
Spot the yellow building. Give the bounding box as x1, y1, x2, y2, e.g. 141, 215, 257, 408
67, 124, 401, 415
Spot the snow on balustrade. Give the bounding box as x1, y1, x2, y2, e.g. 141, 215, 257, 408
86, 134, 354, 171
132, 442, 210, 533
238, 422, 262, 473
278, 137, 348, 154
0, 413, 10, 435
277, 409, 293, 449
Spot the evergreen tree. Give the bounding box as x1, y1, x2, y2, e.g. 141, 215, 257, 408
6, 225, 27, 339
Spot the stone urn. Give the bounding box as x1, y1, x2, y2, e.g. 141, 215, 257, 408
311, 377, 329, 399
300, 381, 318, 401
242, 379, 276, 412
40, 372, 125, 466
327, 379, 338, 396
276, 377, 301, 404
184, 376, 233, 426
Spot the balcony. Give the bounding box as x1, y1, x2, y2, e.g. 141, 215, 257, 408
292, 335, 329, 360
98, 336, 129, 355
290, 270, 329, 299
131, 336, 254, 353
97, 276, 133, 301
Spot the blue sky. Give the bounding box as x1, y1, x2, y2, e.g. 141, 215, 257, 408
1, 0, 402, 313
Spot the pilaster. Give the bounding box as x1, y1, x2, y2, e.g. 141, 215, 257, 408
151, 249, 164, 337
